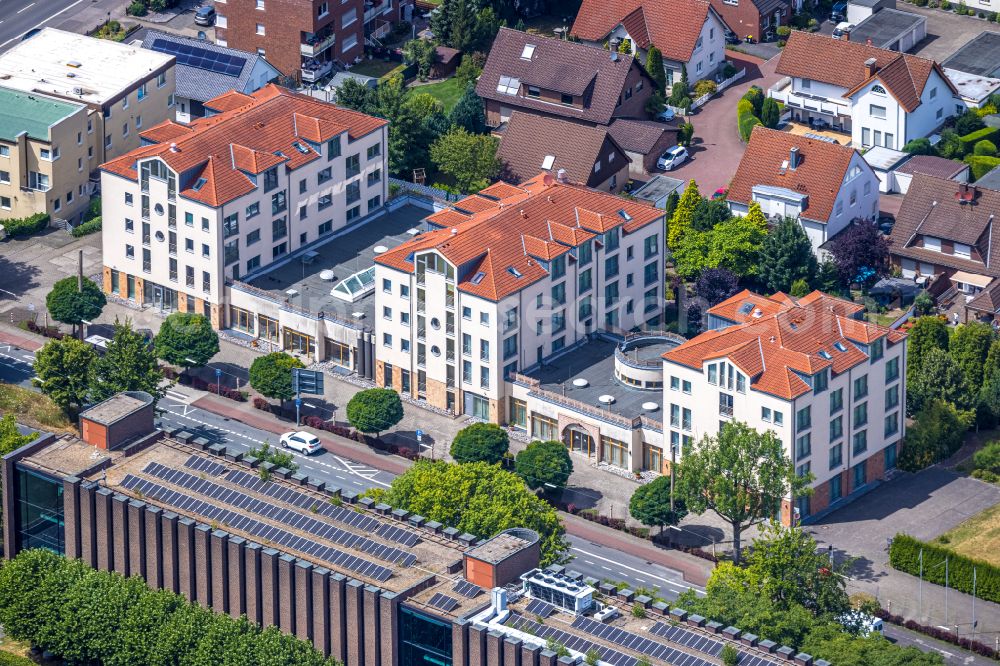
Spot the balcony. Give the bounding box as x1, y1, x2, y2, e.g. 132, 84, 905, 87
301, 60, 334, 83
768, 79, 850, 119
301, 32, 335, 57
364, 0, 391, 24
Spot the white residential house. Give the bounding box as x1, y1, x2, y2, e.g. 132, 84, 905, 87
726, 127, 880, 254
770, 30, 958, 151
663, 289, 907, 524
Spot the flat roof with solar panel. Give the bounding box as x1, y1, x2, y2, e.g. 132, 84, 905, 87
95, 437, 492, 612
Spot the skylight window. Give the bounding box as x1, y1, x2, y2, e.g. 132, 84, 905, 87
541, 155, 555, 170
471, 271, 486, 285
520, 44, 536, 60
293, 142, 311, 154
819, 349, 832, 359
617, 208, 633, 222
738, 302, 754, 315
834, 341, 848, 352
496, 76, 520, 96
192, 177, 208, 191
507, 266, 523, 278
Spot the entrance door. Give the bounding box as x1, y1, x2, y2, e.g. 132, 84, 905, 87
152, 286, 164, 312
446, 391, 456, 413
566, 428, 595, 457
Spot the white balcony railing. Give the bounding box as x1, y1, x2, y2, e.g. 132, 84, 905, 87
301, 60, 334, 82
301, 33, 335, 57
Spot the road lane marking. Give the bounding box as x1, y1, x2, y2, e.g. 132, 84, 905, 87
17, 3, 35, 13
571, 547, 704, 594
0, 0, 87, 50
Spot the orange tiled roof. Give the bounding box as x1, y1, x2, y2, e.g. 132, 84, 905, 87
376, 174, 664, 301
101, 84, 386, 208
727, 126, 867, 224
571, 0, 720, 63
666, 289, 903, 400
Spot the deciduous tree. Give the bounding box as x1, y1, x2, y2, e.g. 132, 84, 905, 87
33, 337, 96, 415
905, 315, 950, 377
907, 347, 969, 414
153, 312, 219, 369
758, 217, 818, 293
346, 387, 404, 436
430, 127, 500, 192
450, 422, 509, 464
46, 276, 106, 337
677, 421, 810, 564
382, 460, 568, 564
827, 219, 890, 287
695, 267, 739, 306
949, 321, 996, 392
629, 476, 687, 531
90, 320, 165, 405
760, 97, 781, 129
448, 84, 487, 134
668, 180, 700, 248
515, 440, 573, 492
249, 352, 304, 405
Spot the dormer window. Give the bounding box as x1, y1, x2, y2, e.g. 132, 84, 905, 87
954, 242, 971, 259
561, 93, 573, 105
527, 86, 541, 98
924, 236, 942, 252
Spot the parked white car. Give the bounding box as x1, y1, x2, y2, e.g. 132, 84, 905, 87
832, 22, 854, 38
657, 145, 689, 171
279, 431, 323, 455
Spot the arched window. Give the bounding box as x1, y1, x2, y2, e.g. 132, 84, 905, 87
871, 84, 887, 95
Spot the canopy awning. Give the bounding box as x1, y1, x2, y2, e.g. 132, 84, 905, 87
951, 271, 993, 288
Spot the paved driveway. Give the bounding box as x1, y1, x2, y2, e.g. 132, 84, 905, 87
661, 52, 781, 195
899, 4, 1000, 61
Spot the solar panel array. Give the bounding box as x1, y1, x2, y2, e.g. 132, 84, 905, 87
453, 580, 483, 598
524, 598, 556, 618
224, 468, 419, 547
427, 593, 459, 612
570, 617, 714, 666
142, 462, 417, 566
505, 615, 637, 666
646, 621, 777, 666
150, 38, 247, 77
184, 454, 227, 477
120, 474, 393, 581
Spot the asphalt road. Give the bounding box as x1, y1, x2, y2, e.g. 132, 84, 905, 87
0, 0, 87, 52
0, 342, 35, 388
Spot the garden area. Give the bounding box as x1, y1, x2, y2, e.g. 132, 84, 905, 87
414, 76, 466, 112
902, 96, 1000, 181
931, 502, 1000, 568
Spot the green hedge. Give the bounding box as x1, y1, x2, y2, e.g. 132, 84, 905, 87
959, 126, 999, 155
71, 216, 102, 237
890, 533, 1000, 604
0, 549, 337, 666
0, 652, 34, 665
3, 213, 49, 237
738, 112, 761, 142
966, 155, 1000, 181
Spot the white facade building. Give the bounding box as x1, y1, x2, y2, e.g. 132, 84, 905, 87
770, 31, 957, 151
100, 84, 388, 356
663, 289, 907, 524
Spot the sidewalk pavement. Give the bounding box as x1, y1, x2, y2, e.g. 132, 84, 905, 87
0, 329, 43, 352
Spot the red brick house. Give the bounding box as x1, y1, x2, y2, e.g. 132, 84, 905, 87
708, 0, 795, 43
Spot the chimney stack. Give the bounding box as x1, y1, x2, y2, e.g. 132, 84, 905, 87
789, 146, 799, 170
864, 57, 877, 78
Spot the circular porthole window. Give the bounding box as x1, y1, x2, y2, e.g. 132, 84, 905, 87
155, 231, 165, 242
430, 317, 441, 330
154, 203, 164, 216
431, 345, 441, 357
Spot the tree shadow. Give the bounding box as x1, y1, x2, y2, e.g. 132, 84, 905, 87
0, 253, 42, 299
562, 486, 603, 510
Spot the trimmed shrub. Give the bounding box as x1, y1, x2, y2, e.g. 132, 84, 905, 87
959, 126, 998, 155
975, 139, 998, 156
693, 79, 718, 98
739, 112, 762, 142
890, 533, 1000, 604
3, 212, 49, 237
737, 98, 754, 117
966, 154, 1000, 180
206, 384, 246, 402
776, 25, 791, 37
71, 216, 102, 237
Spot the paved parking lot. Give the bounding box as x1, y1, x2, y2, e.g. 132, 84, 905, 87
899, 3, 1000, 60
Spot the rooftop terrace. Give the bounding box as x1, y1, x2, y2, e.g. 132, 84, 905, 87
244, 205, 427, 325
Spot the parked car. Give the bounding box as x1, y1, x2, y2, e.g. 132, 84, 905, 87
832, 21, 854, 38
655, 108, 676, 122
878, 213, 895, 235
657, 145, 689, 171
194, 5, 216, 25
279, 431, 323, 455
809, 116, 831, 130
831, 1, 848, 21
725, 30, 741, 45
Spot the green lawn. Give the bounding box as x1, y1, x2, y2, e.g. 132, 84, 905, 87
350, 58, 404, 79
415, 77, 466, 113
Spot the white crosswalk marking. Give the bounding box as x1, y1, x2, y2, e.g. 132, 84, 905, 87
164, 389, 191, 403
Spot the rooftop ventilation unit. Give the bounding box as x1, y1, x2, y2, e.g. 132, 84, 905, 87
406, 227, 421, 236
67, 61, 82, 68
520, 568, 593, 614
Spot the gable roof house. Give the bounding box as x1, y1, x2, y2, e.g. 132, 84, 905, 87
770, 31, 959, 151
707, 0, 795, 44
478, 28, 674, 177
888, 174, 1000, 323
571, 0, 729, 86
727, 127, 879, 254
141, 31, 280, 124
496, 112, 632, 192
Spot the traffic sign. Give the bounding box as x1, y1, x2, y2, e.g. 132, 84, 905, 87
292, 368, 324, 395
295, 398, 302, 407
416, 429, 423, 442
215, 368, 222, 377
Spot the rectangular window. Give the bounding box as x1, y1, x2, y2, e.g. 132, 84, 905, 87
644, 262, 658, 286
552, 282, 566, 306
578, 241, 592, 266
870, 104, 886, 119
884, 411, 899, 437
830, 415, 843, 441
247, 255, 260, 272
327, 137, 341, 160
853, 402, 867, 427
852, 430, 867, 455
774, 411, 784, 426
272, 217, 287, 241
829, 443, 843, 469
796, 405, 811, 430
578, 268, 592, 293
480, 366, 489, 389
795, 432, 811, 460
318, 194, 333, 210
885, 357, 899, 382
346, 205, 361, 222
367, 169, 381, 187
605, 281, 619, 306
885, 384, 899, 410
830, 388, 843, 413
346, 154, 360, 178
346, 180, 361, 204
223, 212, 239, 238
813, 369, 827, 393
854, 375, 868, 400
762, 406, 772, 422
682, 408, 692, 431
605, 254, 619, 278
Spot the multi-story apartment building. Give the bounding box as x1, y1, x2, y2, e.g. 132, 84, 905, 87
0, 87, 91, 225
374, 172, 666, 423
214, 0, 365, 83
663, 289, 907, 524
100, 84, 387, 332
770, 31, 958, 151
0, 29, 176, 184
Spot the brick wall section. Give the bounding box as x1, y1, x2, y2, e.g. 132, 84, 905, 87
379, 591, 398, 666
864, 449, 886, 492
504, 637, 522, 666
228, 536, 248, 619
539, 649, 558, 666
177, 517, 197, 600
261, 547, 280, 628
330, 573, 348, 664
95, 487, 114, 572
295, 560, 315, 642
521, 643, 541, 666
363, 585, 382, 666
78, 481, 97, 567
453, 618, 470, 666
63, 477, 82, 560
162, 512, 181, 594
345, 579, 365, 666
312, 567, 332, 656
144, 506, 163, 589
211, 530, 231, 615
278, 553, 297, 634
111, 495, 130, 575
245, 542, 263, 625
486, 630, 504, 666
127, 500, 146, 578
468, 625, 488, 666
194, 524, 213, 608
